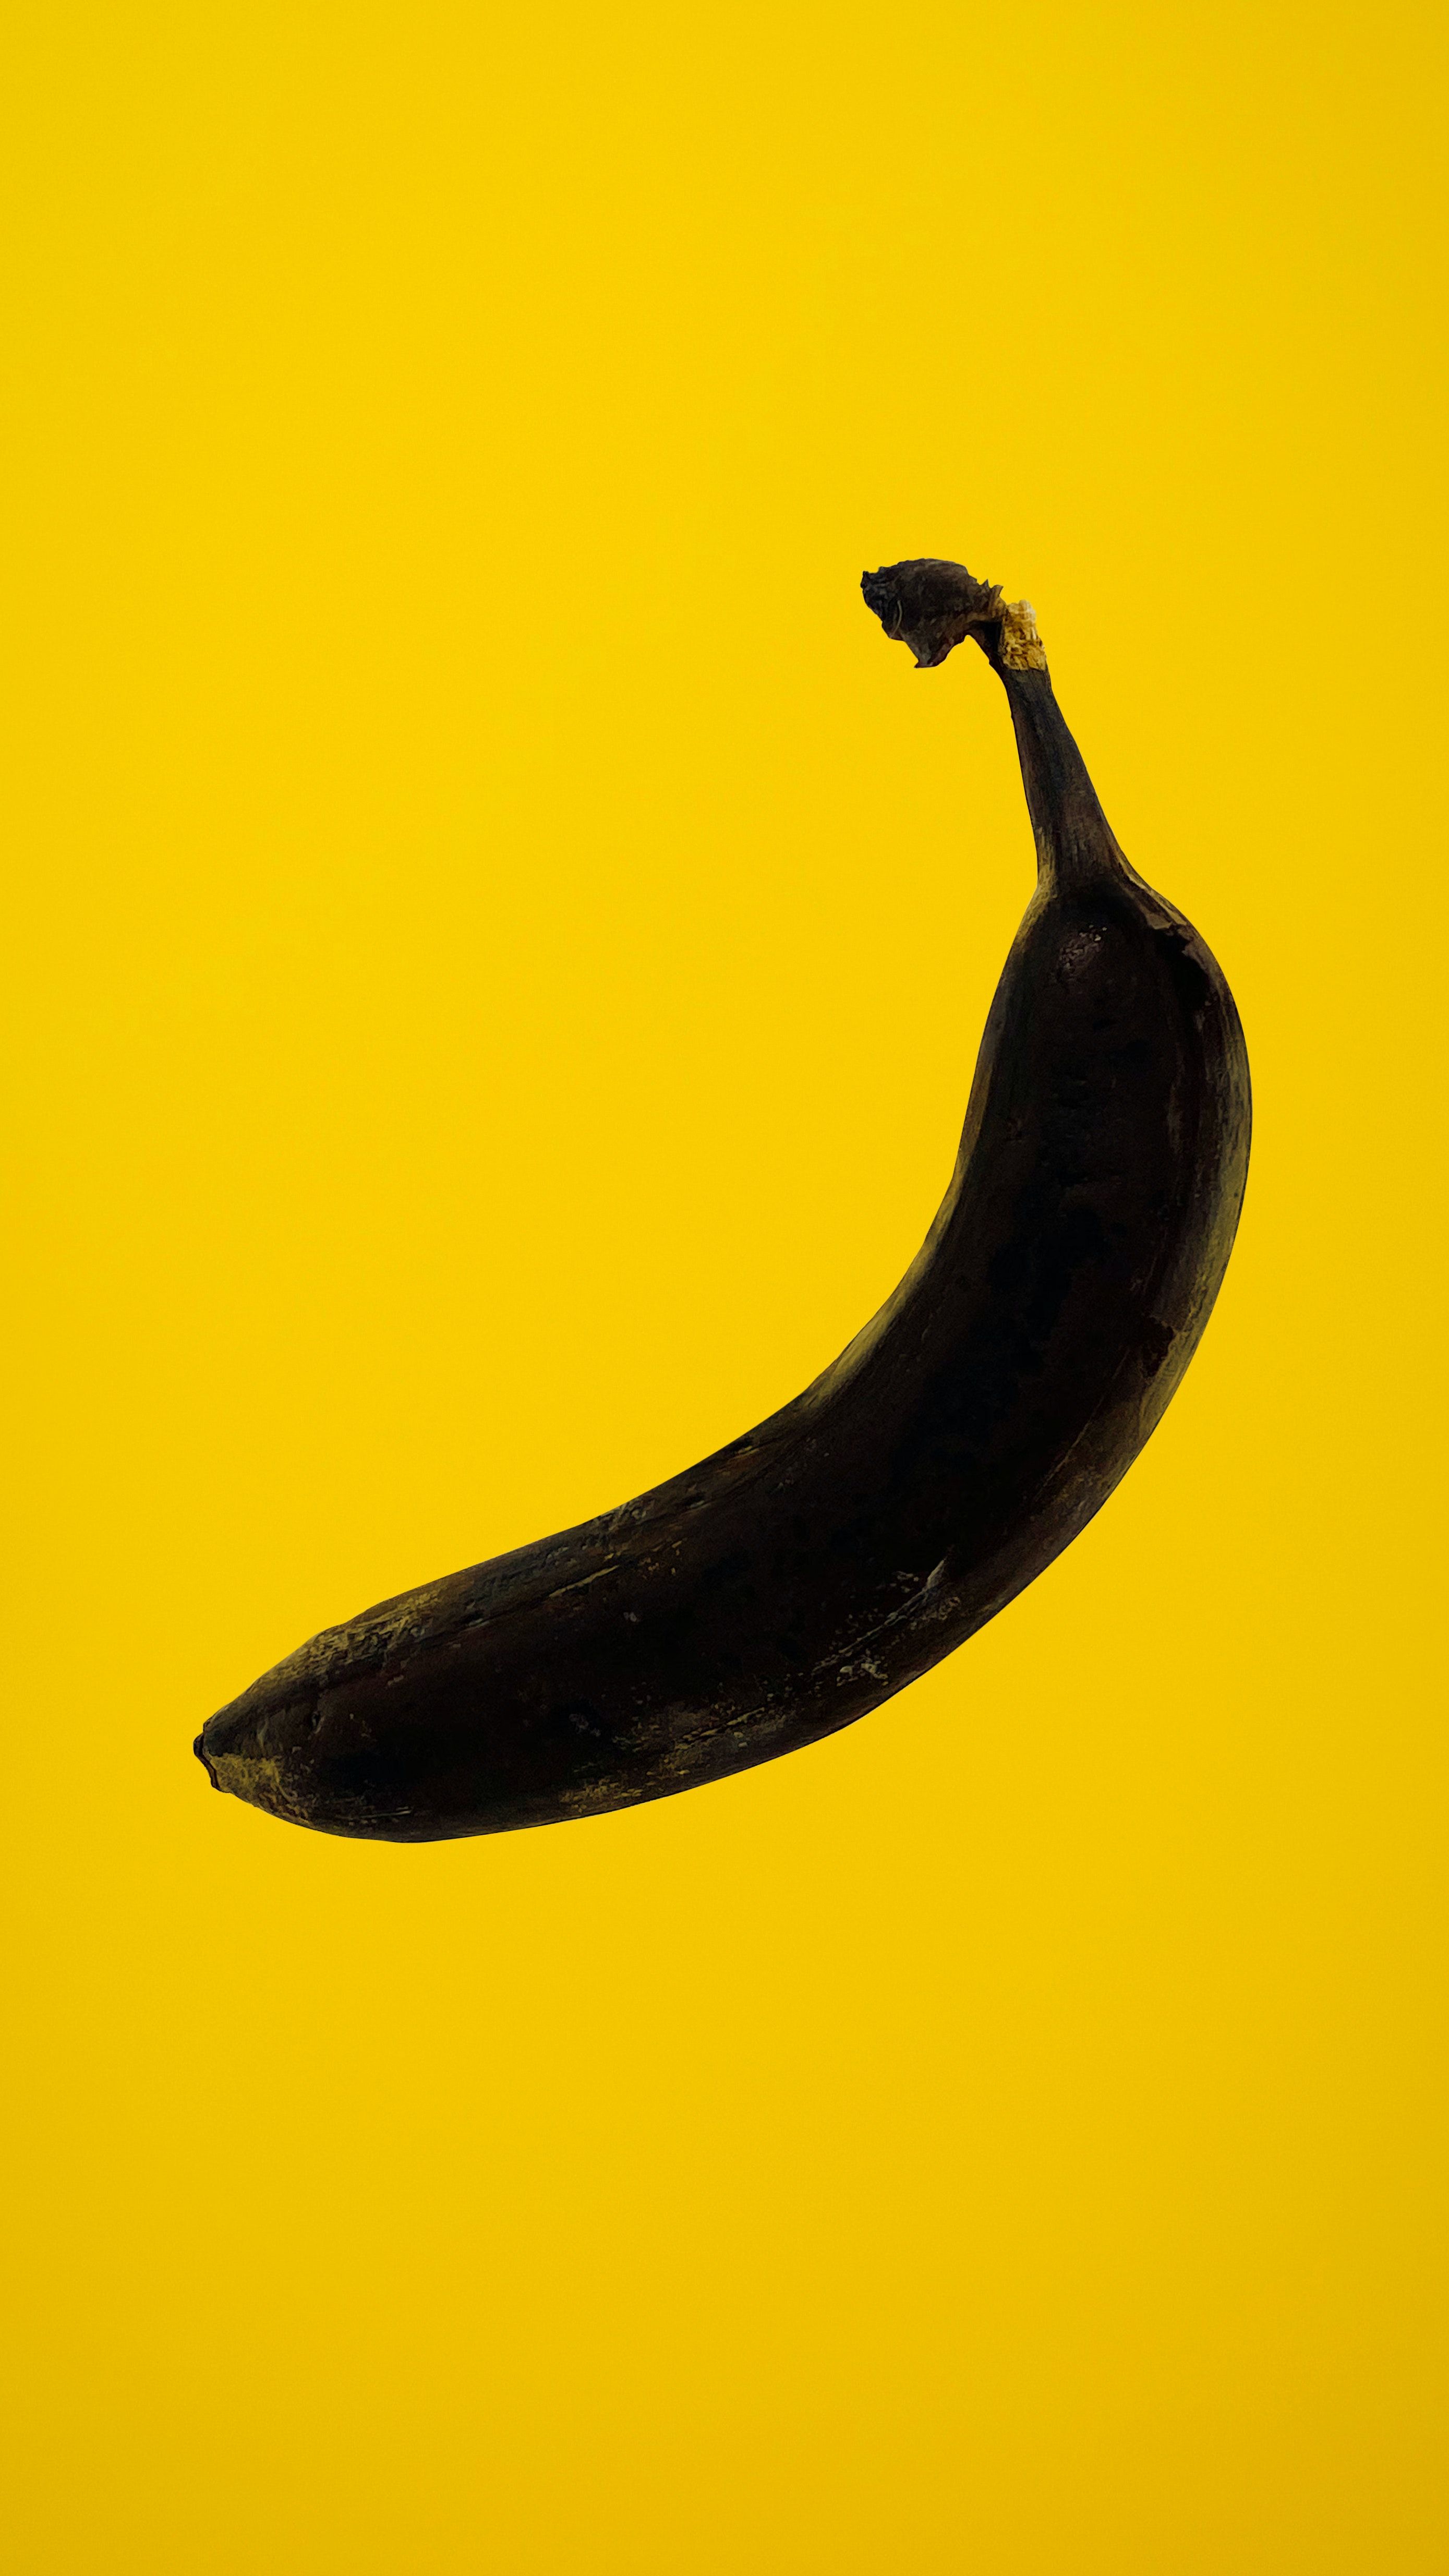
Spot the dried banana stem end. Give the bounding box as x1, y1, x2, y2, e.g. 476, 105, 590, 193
860, 557, 1047, 672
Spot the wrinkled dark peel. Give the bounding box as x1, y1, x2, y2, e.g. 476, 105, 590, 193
197, 559, 1250, 1842
859, 557, 1005, 668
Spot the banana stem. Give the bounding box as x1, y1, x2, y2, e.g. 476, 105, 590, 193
860, 556, 1126, 891
988, 655, 1125, 891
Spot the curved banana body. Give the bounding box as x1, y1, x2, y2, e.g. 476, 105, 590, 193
197, 561, 1250, 1841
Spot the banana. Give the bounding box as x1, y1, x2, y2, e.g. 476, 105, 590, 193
196, 559, 1250, 1842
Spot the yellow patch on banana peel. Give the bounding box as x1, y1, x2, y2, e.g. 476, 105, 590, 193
207, 1751, 292, 1810
999, 599, 1048, 669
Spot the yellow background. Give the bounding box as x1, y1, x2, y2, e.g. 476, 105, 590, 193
3, 3, 1444, 2569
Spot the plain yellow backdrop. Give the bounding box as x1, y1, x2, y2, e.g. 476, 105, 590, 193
2, 3, 1444, 2569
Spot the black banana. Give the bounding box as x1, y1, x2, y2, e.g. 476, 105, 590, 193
196, 558, 1250, 1843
